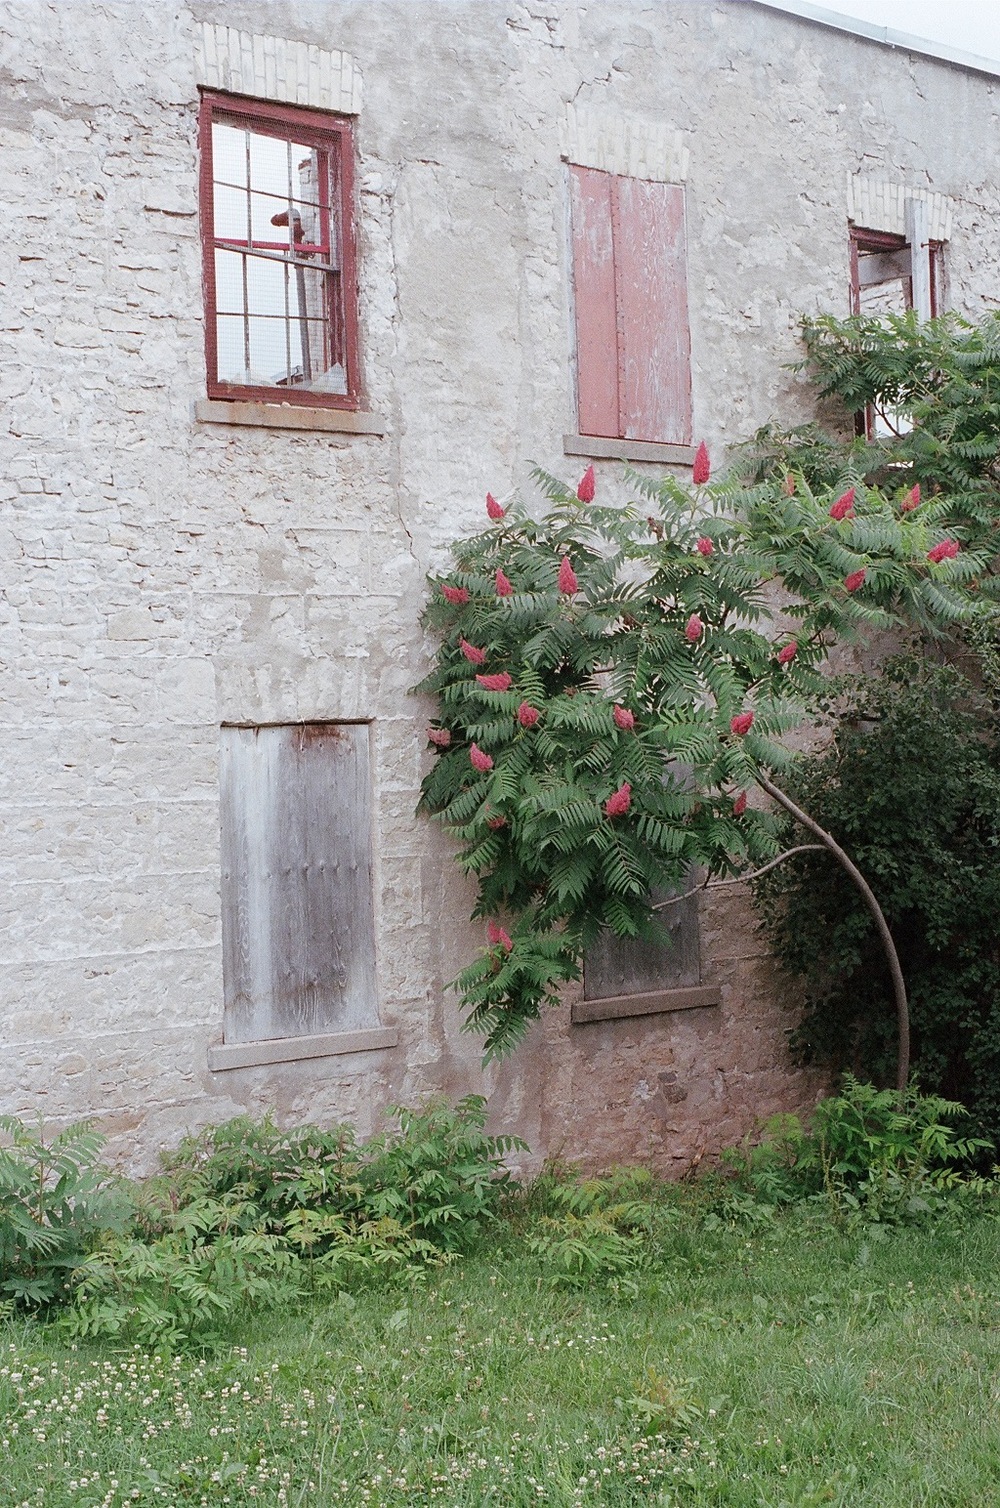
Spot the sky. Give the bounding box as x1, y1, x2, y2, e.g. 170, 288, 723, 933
760, 0, 1000, 65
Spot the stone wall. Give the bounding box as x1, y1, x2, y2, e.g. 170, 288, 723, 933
1, 0, 998, 1172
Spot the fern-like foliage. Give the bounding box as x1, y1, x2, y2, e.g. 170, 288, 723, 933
415, 460, 985, 1059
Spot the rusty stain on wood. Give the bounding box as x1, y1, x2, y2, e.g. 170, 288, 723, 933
219, 723, 379, 1045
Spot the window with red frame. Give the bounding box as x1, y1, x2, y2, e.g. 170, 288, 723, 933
199, 91, 359, 408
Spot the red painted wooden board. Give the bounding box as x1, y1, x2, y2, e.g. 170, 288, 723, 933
570, 165, 619, 438
614, 176, 692, 445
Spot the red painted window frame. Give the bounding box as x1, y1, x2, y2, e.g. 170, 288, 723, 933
198, 89, 360, 410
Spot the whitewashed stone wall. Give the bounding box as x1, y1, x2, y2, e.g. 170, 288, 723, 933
2, 0, 999, 1171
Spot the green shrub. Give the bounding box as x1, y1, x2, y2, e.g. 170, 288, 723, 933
753, 658, 1000, 1147
61, 1097, 521, 1344
0, 1098, 523, 1343
0, 1118, 123, 1308
525, 1166, 671, 1289
725, 1076, 994, 1225
361, 1095, 525, 1250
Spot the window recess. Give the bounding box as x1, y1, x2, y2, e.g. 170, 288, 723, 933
568, 165, 693, 452
215, 723, 392, 1069
199, 91, 360, 409
849, 213, 944, 440
573, 870, 719, 1024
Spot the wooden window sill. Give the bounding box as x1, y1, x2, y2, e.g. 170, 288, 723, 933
571, 985, 720, 1025
565, 434, 696, 466
208, 1025, 398, 1071
195, 399, 386, 436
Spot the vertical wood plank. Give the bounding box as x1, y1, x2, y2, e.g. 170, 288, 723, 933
220, 723, 378, 1044
905, 196, 933, 321
614, 177, 692, 445
569, 165, 619, 438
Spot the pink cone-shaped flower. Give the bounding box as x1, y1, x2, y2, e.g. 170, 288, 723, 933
487, 920, 513, 953
928, 539, 960, 563
783, 473, 796, 497
517, 701, 540, 727
730, 712, 754, 736
685, 613, 704, 643
693, 442, 711, 485
558, 557, 578, 595
442, 584, 469, 605
604, 782, 632, 818
469, 743, 493, 772
486, 815, 507, 830
696, 536, 714, 557
495, 567, 514, 597
732, 790, 748, 816
844, 569, 867, 593
777, 641, 798, 665
476, 671, 512, 691
486, 492, 505, 520
829, 488, 855, 521
901, 484, 921, 512
613, 705, 635, 731
427, 727, 451, 748
460, 638, 487, 665
576, 465, 595, 502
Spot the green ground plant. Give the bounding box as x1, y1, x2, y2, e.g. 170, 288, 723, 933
0, 1098, 518, 1346
3, 1195, 1000, 1506
1, 1093, 999, 1501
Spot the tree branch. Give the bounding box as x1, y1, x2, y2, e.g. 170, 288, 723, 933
651, 845, 826, 910
754, 770, 910, 1093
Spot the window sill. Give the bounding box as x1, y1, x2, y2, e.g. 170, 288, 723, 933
564, 434, 695, 466
195, 399, 386, 436
208, 1025, 399, 1071
571, 985, 720, 1025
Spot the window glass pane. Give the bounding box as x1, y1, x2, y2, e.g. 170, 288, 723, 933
212, 122, 247, 188
213, 183, 248, 241
246, 188, 326, 249
216, 312, 302, 387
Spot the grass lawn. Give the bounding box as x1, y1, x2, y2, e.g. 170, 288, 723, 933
1, 1208, 998, 1507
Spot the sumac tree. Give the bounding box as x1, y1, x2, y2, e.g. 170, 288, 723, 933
415, 454, 984, 1062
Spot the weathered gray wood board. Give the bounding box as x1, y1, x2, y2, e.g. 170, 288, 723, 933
583, 880, 700, 1002
220, 723, 379, 1044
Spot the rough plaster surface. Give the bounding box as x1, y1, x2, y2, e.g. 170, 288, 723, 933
2, 0, 998, 1173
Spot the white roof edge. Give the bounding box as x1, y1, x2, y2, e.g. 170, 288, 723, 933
750, 0, 1000, 81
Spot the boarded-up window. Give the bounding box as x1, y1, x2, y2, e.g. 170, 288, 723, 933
219, 723, 378, 1044
584, 878, 700, 1003
569, 165, 692, 445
